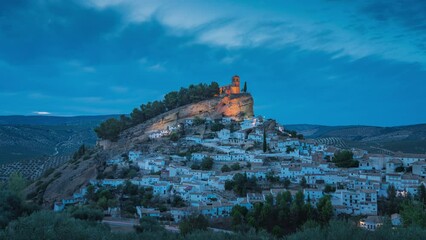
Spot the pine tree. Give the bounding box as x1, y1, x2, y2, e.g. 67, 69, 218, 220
418, 184, 426, 206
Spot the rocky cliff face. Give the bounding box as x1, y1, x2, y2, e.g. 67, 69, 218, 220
108, 93, 254, 150
216, 94, 254, 120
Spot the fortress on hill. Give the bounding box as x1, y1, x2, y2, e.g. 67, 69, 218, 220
219, 75, 240, 95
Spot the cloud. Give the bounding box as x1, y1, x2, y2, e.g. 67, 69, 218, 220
83, 0, 426, 66
110, 86, 128, 93
28, 93, 51, 99
33, 111, 51, 115
220, 56, 239, 65
147, 63, 165, 72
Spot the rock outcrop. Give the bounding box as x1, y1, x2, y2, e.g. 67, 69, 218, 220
109, 93, 254, 150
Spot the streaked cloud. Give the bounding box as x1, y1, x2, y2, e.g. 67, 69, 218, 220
33, 111, 51, 115
85, 0, 426, 65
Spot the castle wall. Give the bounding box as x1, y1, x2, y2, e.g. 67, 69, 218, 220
220, 75, 241, 95
230, 86, 240, 94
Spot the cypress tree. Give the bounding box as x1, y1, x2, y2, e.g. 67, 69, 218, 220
243, 81, 247, 92
263, 128, 267, 153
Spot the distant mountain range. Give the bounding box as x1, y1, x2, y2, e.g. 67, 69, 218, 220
0, 115, 119, 126
285, 124, 426, 154
0, 115, 119, 164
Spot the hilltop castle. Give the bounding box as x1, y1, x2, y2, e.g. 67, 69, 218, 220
219, 75, 240, 95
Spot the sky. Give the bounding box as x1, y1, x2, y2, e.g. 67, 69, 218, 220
0, 0, 426, 126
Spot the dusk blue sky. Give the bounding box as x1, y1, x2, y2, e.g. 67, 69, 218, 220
1, 0, 425, 126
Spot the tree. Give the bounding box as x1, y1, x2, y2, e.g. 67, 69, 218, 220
266, 171, 279, 183
135, 216, 165, 233
395, 166, 405, 172
94, 118, 123, 141
190, 163, 200, 170
316, 195, 333, 224
227, 173, 259, 197
179, 214, 209, 235
221, 164, 231, 172
73, 144, 86, 160
211, 122, 225, 132
169, 132, 180, 142
300, 177, 307, 188
0, 189, 39, 229
243, 81, 247, 93
283, 178, 291, 188
85, 185, 96, 202
69, 206, 104, 221
332, 150, 359, 168
200, 157, 214, 170
231, 163, 241, 171
323, 185, 336, 193
171, 195, 186, 208
231, 205, 249, 226
164, 91, 179, 110
418, 184, 426, 206
193, 116, 205, 126
8, 172, 26, 199
286, 146, 294, 154
400, 201, 426, 227
262, 129, 267, 153
225, 180, 234, 190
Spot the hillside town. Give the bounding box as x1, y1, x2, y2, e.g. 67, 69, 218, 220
53, 111, 426, 231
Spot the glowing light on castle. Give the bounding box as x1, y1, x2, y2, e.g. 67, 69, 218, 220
219, 75, 241, 95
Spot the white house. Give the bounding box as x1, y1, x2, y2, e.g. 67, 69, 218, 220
396, 154, 426, 167
232, 131, 245, 140
185, 118, 194, 126
221, 117, 232, 124
101, 179, 125, 187
303, 188, 324, 204
359, 216, 383, 231
185, 136, 203, 144
152, 182, 170, 196
106, 158, 125, 166
213, 154, 232, 162
248, 133, 262, 143
149, 131, 163, 139
191, 153, 207, 161
367, 154, 390, 170
136, 207, 161, 218
412, 160, 426, 177
386, 159, 403, 173
391, 213, 402, 226
129, 151, 142, 162
332, 189, 378, 215
218, 129, 231, 140
240, 118, 256, 130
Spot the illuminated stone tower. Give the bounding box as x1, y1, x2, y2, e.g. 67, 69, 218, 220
230, 75, 240, 94
220, 75, 241, 95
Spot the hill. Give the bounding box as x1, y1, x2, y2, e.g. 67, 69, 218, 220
0, 115, 119, 126
34, 93, 254, 205
286, 124, 426, 154
0, 115, 118, 164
